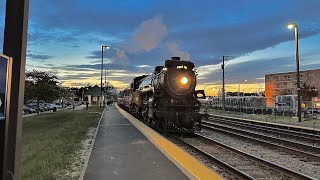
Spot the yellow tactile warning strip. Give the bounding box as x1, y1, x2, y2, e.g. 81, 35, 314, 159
217, 114, 320, 132
116, 104, 223, 180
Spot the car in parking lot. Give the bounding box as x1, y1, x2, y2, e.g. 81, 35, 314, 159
23, 106, 36, 114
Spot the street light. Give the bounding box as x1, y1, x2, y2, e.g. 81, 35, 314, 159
238, 80, 247, 96
287, 22, 301, 122
101, 45, 110, 108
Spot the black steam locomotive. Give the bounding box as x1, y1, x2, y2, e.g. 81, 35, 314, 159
119, 57, 205, 133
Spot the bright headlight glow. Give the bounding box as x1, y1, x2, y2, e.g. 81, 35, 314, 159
180, 77, 188, 85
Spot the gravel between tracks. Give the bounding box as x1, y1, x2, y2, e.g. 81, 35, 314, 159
199, 129, 320, 179
168, 137, 247, 180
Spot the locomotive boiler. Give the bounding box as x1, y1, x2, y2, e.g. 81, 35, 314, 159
119, 57, 204, 133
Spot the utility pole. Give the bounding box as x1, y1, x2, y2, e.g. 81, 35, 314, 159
221, 56, 234, 111
1, 0, 29, 179
100, 46, 104, 108
104, 69, 108, 105
100, 45, 109, 108
104, 69, 107, 90
294, 26, 302, 122
222, 56, 226, 111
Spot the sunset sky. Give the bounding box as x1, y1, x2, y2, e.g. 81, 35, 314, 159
1, 0, 320, 95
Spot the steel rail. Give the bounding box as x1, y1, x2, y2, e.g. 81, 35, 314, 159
171, 136, 254, 180
194, 133, 316, 180
202, 120, 320, 160
209, 114, 320, 135
208, 116, 320, 144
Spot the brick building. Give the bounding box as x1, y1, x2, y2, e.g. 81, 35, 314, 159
265, 69, 320, 107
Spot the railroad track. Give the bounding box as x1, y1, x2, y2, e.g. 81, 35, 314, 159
201, 120, 320, 162
174, 134, 315, 180
209, 114, 320, 135
208, 115, 320, 146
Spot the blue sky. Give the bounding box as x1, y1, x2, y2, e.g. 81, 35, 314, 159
1, 0, 320, 91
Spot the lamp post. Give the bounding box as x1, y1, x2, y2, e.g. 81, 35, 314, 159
288, 23, 301, 122
238, 80, 247, 96
104, 68, 109, 106
101, 45, 110, 108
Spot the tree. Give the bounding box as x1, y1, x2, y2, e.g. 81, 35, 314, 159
25, 70, 62, 114
300, 83, 319, 101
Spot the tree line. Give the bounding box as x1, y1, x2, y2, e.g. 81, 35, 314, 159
24, 69, 117, 113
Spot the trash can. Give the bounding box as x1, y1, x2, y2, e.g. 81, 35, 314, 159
53, 107, 57, 112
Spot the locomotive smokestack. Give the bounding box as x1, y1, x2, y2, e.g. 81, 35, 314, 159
171, 57, 181, 61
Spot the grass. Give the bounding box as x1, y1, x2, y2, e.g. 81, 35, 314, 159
206, 108, 320, 129
21, 107, 102, 180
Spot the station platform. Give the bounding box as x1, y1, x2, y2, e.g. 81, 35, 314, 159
83, 105, 222, 180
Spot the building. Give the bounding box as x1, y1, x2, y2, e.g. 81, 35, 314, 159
83, 85, 118, 106
265, 69, 320, 107
83, 85, 106, 106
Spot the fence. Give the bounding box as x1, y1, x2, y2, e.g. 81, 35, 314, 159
200, 101, 320, 130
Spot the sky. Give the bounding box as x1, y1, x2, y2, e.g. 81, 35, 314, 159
1, 0, 320, 95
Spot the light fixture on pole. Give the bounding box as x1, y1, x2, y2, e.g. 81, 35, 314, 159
287, 22, 301, 122
101, 45, 110, 108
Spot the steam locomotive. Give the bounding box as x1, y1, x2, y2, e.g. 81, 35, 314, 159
119, 57, 204, 133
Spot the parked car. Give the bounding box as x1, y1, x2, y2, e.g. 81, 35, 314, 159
23, 106, 36, 114
54, 103, 63, 109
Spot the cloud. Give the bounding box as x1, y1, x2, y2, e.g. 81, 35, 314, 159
136, 65, 153, 68
27, 53, 53, 60
166, 42, 190, 60
127, 16, 167, 53
3, 0, 320, 89
86, 48, 127, 61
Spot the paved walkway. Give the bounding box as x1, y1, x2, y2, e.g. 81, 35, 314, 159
84, 106, 187, 180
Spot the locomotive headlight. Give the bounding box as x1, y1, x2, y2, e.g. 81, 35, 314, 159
180, 77, 188, 85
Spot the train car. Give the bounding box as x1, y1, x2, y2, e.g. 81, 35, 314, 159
210, 96, 272, 114
275, 95, 297, 116
119, 57, 204, 133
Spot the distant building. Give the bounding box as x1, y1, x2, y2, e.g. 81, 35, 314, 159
83, 85, 118, 106
265, 69, 320, 107
83, 85, 105, 106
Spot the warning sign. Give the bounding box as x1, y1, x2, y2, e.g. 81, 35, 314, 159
0, 54, 11, 120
